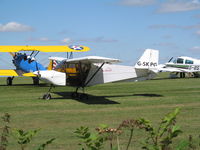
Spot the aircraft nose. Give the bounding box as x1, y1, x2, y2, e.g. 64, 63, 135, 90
33, 71, 46, 78
33, 70, 66, 86
33, 71, 41, 77
33, 70, 53, 84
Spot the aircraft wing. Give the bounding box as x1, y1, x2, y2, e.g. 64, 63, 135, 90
0, 45, 90, 52
0, 70, 36, 77
65, 56, 120, 64
159, 67, 194, 73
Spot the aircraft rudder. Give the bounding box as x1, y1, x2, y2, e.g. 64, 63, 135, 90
135, 49, 159, 69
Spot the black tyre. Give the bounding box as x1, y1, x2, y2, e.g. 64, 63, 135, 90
6, 77, 13, 86
43, 93, 51, 100
32, 77, 39, 85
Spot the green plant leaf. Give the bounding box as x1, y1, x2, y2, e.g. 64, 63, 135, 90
36, 138, 55, 150
176, 140, 189, 150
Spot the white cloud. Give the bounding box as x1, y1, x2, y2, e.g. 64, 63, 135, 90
157, 0, 200, 13
26, 37, 54, 42
193, 14, 200, 18
149, 23, 200, 34
119, 0, 200, 13
61, 38, 73, 44
162, 35, 173, 39
196, 30, 200, 36
119, 0, 156, 6
189, 46, 200, 52
39, 37, 52, 42
0, 22, 33, 32
78, 37, 118, 43
153, 42, 178, 48
149, 24, 181, 29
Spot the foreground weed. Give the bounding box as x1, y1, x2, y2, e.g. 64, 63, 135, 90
138, 108, 182, 150
12, 128, 55, 150
0, 113, 55, 150
36, 138, 55, 150
74, 126, 105, 150
12, 129, 40, 150
0, 113, 10, 150
118, 119, 141, 150
75, 108, 190, 150
96, 124, 122, 150
176, 135, 200, 150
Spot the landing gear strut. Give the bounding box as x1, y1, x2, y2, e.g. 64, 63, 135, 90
71, 87, 88, 100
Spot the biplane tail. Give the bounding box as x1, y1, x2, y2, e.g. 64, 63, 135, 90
47, 57, 67, 70
135, 49, 159, 71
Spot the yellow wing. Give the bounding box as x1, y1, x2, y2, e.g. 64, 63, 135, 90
0, 45, 90, 52
0, 70, 36, 77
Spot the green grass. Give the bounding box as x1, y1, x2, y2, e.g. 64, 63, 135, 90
0, 76, 200, 150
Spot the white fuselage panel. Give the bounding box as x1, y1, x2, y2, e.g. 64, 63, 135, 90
85, 64, 154, 86
38, 70, 66, 86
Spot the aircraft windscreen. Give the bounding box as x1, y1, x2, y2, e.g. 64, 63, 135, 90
185, 59, 193, 64
173, 59, 177, 63
177, 58, 184, 64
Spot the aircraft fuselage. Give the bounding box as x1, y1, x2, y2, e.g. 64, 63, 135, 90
13, 53, 46, 73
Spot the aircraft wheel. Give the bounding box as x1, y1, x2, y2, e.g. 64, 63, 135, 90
183, 73, 185, 78
33, 77, 39, 85
80, 94, 88, 100
7, 77, 13, 86
43, 93, 51, 100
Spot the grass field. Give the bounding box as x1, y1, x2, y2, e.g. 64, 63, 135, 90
0, 75, 200, 150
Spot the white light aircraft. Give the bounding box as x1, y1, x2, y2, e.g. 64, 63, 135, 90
35, 49, 159, 100
160, 56, 200, 78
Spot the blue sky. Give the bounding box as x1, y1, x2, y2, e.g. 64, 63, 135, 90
1, 0, 200, 68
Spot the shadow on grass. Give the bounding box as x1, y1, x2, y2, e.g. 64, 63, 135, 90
133, 93, 163, 97
52, 92, 163, 104
52, 92, 121, 105
0, 83, 48, 87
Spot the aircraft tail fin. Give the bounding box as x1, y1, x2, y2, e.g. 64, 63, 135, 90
47, 57, 66, 70
47, 60, 59, 70
135, 49, 159, 71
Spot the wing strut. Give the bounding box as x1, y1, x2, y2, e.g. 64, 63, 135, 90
84, 63, 105, 87
67, 52, 73, 59
30, 51, 40, 57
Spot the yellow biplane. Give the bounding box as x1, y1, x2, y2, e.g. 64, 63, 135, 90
0, 45, 90, 85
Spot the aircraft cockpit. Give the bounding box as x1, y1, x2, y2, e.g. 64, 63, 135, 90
171, 57, 194, 64
53, 61, 91, 86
